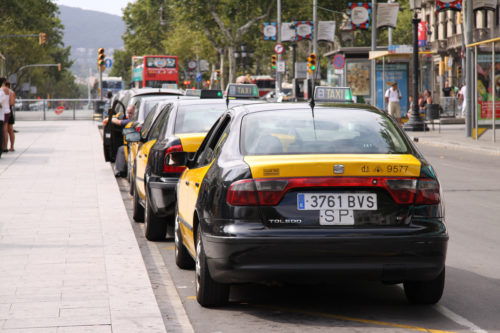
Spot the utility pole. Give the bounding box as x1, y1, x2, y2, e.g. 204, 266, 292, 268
465, 0, 472, 137
388, 0, 394, 46
276, 0, 282, 95
371, 0, 377, 107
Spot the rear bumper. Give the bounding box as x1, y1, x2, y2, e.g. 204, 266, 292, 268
147, 176, 179, 217
202, 224, 448, 284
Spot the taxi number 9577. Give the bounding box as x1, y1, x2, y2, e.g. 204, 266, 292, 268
297, 193, 377, 211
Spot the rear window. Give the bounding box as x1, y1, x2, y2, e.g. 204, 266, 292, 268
241, 108, 410, 155
174, 105, 226, 134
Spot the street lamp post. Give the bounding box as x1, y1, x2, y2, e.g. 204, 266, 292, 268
233, 43, 253, 73
404, 0, 427, 131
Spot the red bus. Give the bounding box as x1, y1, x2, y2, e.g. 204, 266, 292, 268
132, 55, 179, 88
250, 75, 276, 97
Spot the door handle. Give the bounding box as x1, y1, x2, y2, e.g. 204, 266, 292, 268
195, 182, 200, 187
185, 181, 189, 185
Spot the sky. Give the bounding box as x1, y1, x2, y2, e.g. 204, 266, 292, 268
54, 0, 132, 16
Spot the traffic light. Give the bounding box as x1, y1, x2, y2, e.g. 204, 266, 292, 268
307, 53, 317, 73
97, 48, 106, 67
38, 32, 47, 45
271, 55, 277, 69
215, 69, 221, 80
457, 65, 462, 79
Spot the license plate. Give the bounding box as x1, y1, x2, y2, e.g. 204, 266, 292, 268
320, 210, 354, 225
297, 193, 377, 210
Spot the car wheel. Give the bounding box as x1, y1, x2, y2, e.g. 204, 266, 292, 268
144, 190, 167, 241
404, 268, 445, 304
132, 174, 144, 222
195, 224, 229, 307
174, 208, 194, 269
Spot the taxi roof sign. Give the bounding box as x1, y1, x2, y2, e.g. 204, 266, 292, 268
226, 84, 259, 99
185, 89, 201, 97
200, 89, 223, 99
314, 86, 353, 103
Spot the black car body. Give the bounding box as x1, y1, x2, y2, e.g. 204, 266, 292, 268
175, 102, 448, 307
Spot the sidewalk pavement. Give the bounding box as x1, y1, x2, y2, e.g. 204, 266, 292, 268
407, 124, 500, 156
0, 121, 166, 332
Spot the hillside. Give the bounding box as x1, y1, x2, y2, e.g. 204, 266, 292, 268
58, 5, 125, 78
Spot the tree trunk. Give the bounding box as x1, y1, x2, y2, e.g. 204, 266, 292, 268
220, 49, 225, 90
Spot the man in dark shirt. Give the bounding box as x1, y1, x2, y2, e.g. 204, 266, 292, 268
442, 81, 452, 97
104, 105, 135, 177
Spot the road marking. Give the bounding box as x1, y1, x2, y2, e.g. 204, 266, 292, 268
435, 305, 487, 333
186, 296, 196, 300
162, 245, 175, 250
249, 304, 456, 333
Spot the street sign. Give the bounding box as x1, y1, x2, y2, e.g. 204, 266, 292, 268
104, 58, 113, 68
195, 72, 203, 82
55, 105, 64, 115
332, 54, 345, 70
277, 61, 285, 73
274, 43, 284, 54
188, 60, 197, 70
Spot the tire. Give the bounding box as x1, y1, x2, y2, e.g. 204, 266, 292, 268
404, 268, 445, 304
175, 208, 195, 269
132, 175, 144, 222
195, 224, 229, 307
144, 190, 167, 241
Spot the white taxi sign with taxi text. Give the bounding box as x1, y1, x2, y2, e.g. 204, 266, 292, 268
314, 86, 353, 103
226, 84, 259, 99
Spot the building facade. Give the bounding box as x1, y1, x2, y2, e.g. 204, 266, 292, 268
419, 0, 500, 98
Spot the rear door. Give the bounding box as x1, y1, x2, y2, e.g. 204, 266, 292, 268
178, 115, 232, 254
135, 105, 172, 199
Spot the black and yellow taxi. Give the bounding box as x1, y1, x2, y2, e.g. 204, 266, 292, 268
174, 86, 448, 307
102, 88, 183, 163
127, 88, 261, 241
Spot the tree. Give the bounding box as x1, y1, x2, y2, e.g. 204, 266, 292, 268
172, 0, 274, 84
0, 0, 80, 98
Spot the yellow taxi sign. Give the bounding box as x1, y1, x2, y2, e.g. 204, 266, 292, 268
226, 84, 259, 99
314, 86, 353, 103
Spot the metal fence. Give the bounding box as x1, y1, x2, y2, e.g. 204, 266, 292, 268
13, 99, 103, 121
440, 96, 460, 118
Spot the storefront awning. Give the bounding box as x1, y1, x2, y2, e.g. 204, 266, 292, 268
368, 50, 435, 60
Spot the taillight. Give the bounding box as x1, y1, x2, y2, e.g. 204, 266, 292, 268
163, 144, 185, 173
385, 179, 417, 204
226, 177, 440, 206
136, 126, 141, 132
415, 179, 440, 204
227, 179, 288, 206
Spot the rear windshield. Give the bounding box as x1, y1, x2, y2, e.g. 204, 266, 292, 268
174, 105, 226, 134
241, 108, 410, 155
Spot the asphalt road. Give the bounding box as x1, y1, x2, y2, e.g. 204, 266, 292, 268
117, 144, 500, 333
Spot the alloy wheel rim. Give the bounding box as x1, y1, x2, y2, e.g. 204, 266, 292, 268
195, 237, 201, 292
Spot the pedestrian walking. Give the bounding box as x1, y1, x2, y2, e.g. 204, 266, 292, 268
458, 84, 466, 117
5, 81, 15, 151
384, 82, 402, 125
442, 81, 452, 97
0, 77, 10, 156
104, 91, 112, 118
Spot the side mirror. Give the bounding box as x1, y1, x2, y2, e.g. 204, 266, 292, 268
165, 151, 188, 167
122, 127, 135, 135
125, 131, 141, 142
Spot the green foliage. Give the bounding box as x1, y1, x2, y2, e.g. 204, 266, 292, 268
0, 0, 81, 98
113, 0, 412, 84
109, 49, 134, 86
